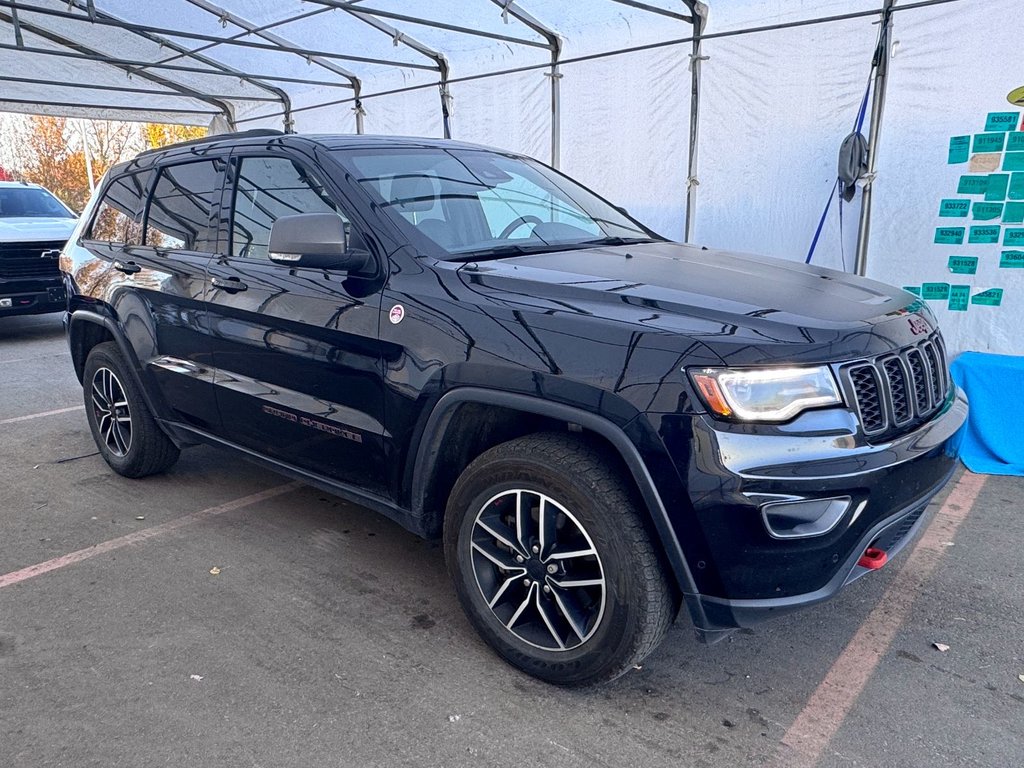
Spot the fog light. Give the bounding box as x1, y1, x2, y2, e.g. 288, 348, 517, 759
761, 496, 851, 539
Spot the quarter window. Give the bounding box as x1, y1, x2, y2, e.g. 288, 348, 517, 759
88, 172, 149, 244
231, 156, 344, 261
144, 161, 222, 252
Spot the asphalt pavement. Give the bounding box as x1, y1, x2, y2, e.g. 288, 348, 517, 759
1, 312, 1021, 768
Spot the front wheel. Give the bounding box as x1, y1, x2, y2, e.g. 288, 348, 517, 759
83, 341, 180, 478
444, 433, 675, 685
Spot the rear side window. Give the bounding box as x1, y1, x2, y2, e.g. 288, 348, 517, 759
144, 160, 223, 252
230, 156, 344, 261
88, 172, 149, 244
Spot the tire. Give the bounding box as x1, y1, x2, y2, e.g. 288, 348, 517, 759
443, 432, 675, 686
82, 341, 180, 478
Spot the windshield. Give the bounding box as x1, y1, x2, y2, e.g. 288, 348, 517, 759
334, 147, 661, 259
0, 186, 75, 219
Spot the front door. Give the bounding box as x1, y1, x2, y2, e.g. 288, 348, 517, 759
204, 149, 389, 496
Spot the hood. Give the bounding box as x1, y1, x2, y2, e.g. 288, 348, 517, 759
458, 241, 927, 364
0, 216, 78, 243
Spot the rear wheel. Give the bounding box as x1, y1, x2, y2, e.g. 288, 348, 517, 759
83, 342, 179, 478
444, 433, 674, 685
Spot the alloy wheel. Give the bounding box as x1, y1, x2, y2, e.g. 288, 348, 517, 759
470, 489, 606, 651
91, 366, 133, 457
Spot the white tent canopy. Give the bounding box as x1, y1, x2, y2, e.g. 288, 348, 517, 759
2, 0, 1020, 356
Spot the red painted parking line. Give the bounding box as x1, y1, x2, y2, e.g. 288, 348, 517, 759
0, 405, 85, 425
0, 482, 302, 590
776, 470, 988, 768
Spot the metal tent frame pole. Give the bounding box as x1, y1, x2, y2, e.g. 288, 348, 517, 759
0, 8, 237, 127
683, 1, 707, 243
326, 1, 454, 139
183, 0, 366, 133
491, 1, 562, 168
854, 0, 896, 277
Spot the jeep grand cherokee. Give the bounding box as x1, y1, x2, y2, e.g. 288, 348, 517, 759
60, 130, 967, 685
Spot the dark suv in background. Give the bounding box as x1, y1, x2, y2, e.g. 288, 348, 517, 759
61, 130, 967, 685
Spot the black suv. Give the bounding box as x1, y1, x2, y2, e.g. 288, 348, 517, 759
61, 130, 967, 685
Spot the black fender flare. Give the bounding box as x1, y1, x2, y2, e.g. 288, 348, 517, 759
409, 387, 702, 604
68, 309, 176, 435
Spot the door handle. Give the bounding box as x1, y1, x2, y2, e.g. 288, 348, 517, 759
212, 276, 248, 293
112, 260, 141, 275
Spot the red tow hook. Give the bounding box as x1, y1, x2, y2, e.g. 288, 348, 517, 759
858, 546, 888, 570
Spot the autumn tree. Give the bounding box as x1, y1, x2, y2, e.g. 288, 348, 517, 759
16, 115, 91, 212
142, 123, 207, 149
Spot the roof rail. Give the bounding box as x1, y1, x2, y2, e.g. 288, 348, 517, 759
138, 128, 285, 156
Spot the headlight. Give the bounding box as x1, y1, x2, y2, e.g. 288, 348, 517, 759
689, 366, 842, 422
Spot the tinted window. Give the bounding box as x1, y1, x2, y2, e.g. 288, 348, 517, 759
88, 172, 149, 244
231, 156, 344, 261
0, 187, 75, 219
145, 160, 222, 252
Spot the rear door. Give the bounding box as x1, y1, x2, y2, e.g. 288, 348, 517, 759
204, 147, 389, 496
77, 161, 222, 430
132, 158, 225, 430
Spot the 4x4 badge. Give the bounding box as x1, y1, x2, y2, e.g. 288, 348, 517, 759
389, 304, 405, 324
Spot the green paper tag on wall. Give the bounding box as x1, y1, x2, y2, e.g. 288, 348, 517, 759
1003, 153, 1024, 172
971, 288, 1003, 306
948, 256, 978, 274
948, 285, 970, 311
1008, 133, 1024, 152
922, 283, 951, 300
948, 135, 971, 163
1010, 173, 1024, 199
1000, 250, 1024, 268
986, 174, 1010, 201
1004, 228, 1024, 246
939, 198, 971, 217
974, 133, 1007, 153
985, 112, 1020, 131
958, 175, 989, 195
1004, 202, 1024, 223
973, 202, 1004, 220
935, 227, 965, 244
969, 225, 1000, 244
902, 286, 922, 296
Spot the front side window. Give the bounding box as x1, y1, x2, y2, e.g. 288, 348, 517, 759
336, 148, 658, 259
88, 172, 149, 244
144, 160, 222, 252
230, 156, 344, 261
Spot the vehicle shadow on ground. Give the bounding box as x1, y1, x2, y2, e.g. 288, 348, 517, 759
0, 314, 66, 346
157, 446, 896, 760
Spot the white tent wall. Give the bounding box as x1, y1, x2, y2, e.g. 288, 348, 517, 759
560, 45, 691, 241
690, 12, 881, 271
865, 0, 1023, 356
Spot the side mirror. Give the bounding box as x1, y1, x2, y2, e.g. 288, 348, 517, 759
268, 213, 372, 272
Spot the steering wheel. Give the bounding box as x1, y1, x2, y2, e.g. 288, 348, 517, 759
498, 215, 544, 240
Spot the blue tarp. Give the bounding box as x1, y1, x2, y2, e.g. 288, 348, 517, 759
950, 351, 1024, 476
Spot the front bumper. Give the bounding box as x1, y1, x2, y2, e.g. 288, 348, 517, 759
0, 283, 66, 317
651, 385, 968, 639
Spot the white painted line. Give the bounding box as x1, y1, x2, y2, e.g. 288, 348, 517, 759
0, 482, 303, 590
776, 470, 987, 768
0, 405, 85, 425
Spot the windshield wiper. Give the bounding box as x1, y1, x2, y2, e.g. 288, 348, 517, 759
576, 236, 660, 247
445, 243, 583, 262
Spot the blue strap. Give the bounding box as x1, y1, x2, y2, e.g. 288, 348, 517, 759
805, 179, 838, 264
806, 76, 873, 266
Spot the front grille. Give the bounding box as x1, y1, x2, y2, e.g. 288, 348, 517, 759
840, 333, 949, 440
0, 240, 65, 281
